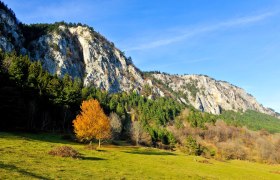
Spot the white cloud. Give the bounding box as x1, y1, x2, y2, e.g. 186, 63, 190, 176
139, 57, 212, 71
126, 11, 278, 51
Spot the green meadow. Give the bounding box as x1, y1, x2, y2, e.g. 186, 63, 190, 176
1, 132, 280, 180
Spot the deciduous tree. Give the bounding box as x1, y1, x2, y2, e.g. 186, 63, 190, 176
109, 112, 122, 139
73, 99, 111, 148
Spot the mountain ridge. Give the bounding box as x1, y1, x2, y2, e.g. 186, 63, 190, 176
0, 2, 278, 118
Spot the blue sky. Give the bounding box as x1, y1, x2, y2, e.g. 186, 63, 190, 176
4, 0, 280, 112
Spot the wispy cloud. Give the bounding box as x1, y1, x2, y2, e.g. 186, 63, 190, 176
126, 11, 278, 51
141, 57, 212, 70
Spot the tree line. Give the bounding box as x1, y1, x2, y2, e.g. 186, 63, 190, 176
0, 51, 182, 146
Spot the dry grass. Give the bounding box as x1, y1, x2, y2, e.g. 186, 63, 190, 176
48, 146, 81, 158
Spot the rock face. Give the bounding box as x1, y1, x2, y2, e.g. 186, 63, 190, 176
149, 73, 277, 116
0, 3, 279, 117
0, 7, 24, 52
28, 25, 144, 93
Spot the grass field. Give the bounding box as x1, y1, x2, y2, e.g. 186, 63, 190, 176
1, 132, 280, 179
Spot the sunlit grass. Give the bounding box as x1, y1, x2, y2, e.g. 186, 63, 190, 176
1, 132, 280, 179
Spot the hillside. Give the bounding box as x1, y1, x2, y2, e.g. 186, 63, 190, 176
1, 132, 280, 180
146, 73, 278, 116
2, 2, 280, 177
220, 110, 280, 133
22, 23, 144, 93
0, 1, 278, 117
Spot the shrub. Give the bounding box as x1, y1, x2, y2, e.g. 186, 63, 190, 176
201, 148, 216, 159
170, 116, 280, 163
48, 146, 81, 158
109, 112, 122, 140
217, 141, 247, 160
256, 137, 278, 163
183, 136, 204, 155
130, 121, 148, 146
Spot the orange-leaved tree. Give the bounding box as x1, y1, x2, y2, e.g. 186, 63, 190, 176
73, 99, 111, 148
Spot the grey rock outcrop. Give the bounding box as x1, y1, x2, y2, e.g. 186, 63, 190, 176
29, 25, 144, 93
0, 9, 24, 52
150, 73, 278, 117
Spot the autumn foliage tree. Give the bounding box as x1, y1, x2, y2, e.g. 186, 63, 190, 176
73, 99, 111, 148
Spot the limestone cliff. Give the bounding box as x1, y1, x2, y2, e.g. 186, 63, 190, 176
27, 24, 144, 93
147, 73, 278, 116
0, 4, 24, 52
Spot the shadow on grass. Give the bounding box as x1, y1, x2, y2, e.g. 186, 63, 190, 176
82, 157, 106, 161
0, 161, 50, 179
96, 149, 107, 152
0, 131, 77, 145
123, 150, 176, 156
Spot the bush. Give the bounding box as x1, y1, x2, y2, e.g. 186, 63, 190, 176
183, 136, 204, 155
170, 116, 280, 163
201, 148, 216, 159
217, 141, 248, 160
130, 121, 151, 146
109, 112, 122, 140
48, 146, 81, 158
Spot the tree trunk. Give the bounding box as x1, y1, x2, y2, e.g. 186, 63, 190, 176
62, 106, 68, 132
98, 139, 101, 148
136, 137, 139, 146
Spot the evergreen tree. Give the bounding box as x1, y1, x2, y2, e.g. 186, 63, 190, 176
5, 54, 30, 86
